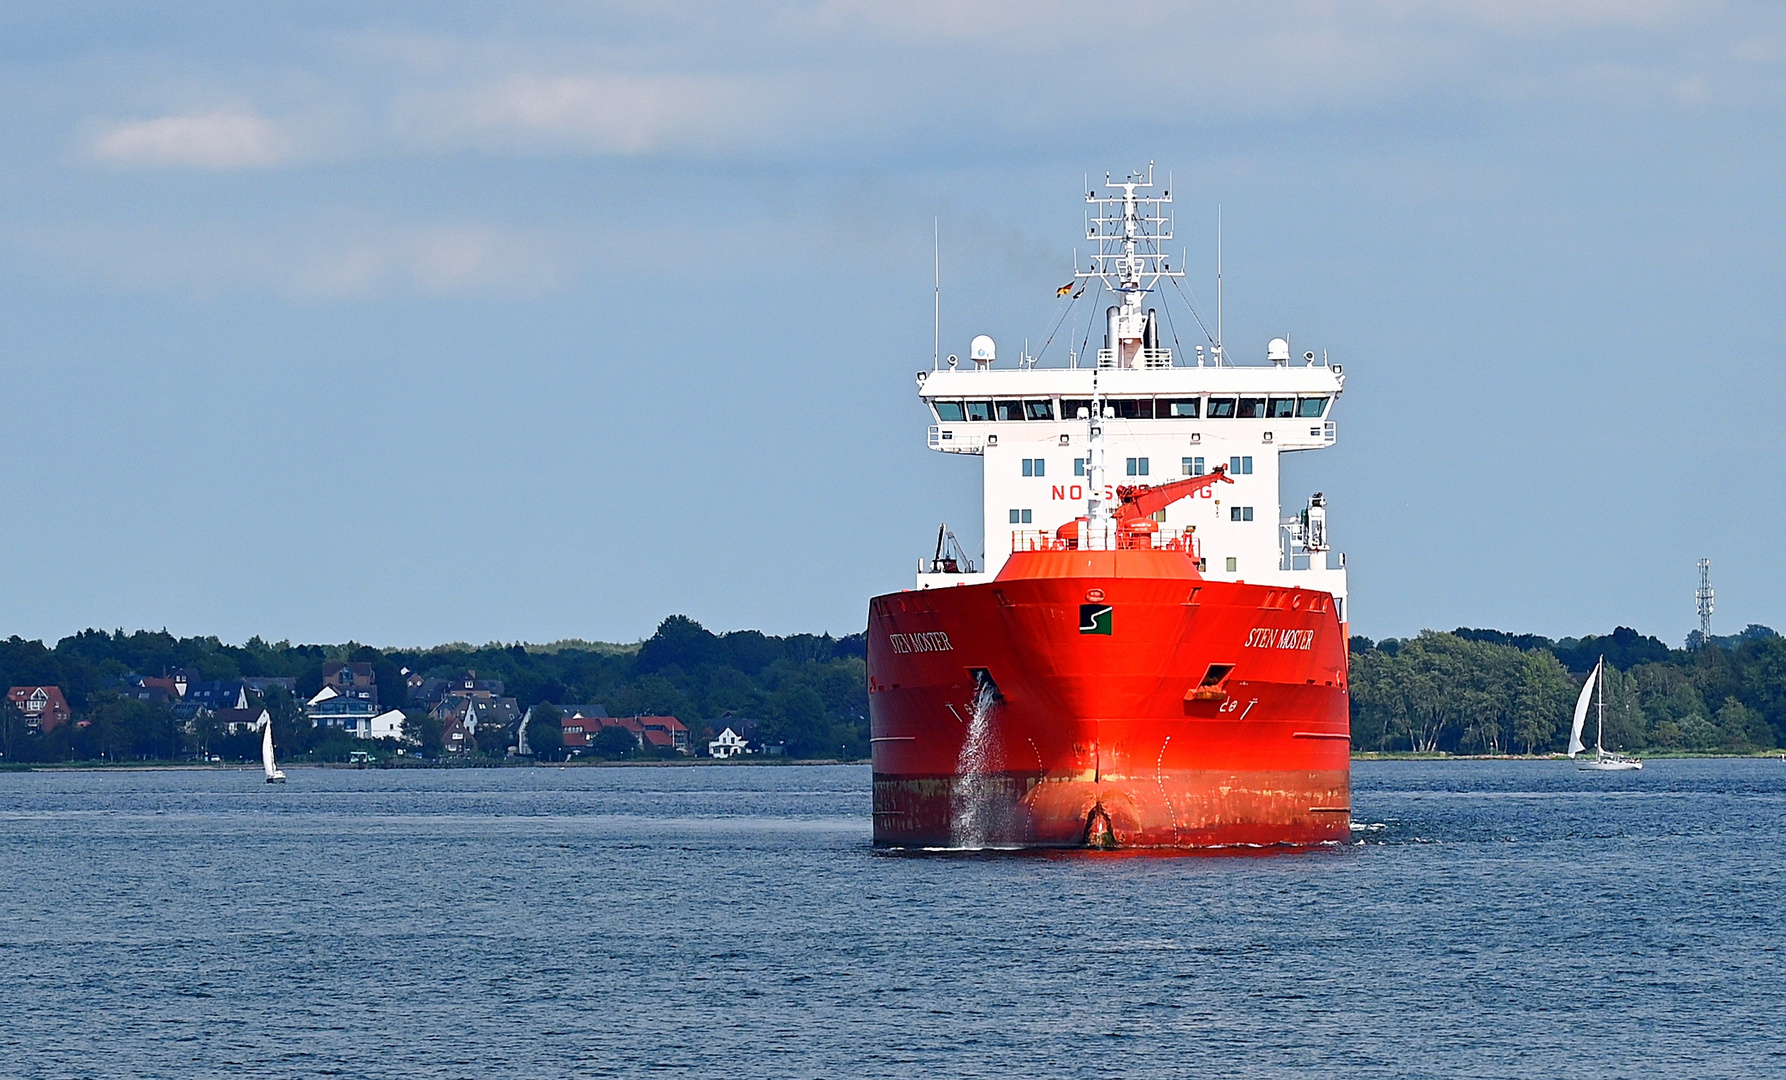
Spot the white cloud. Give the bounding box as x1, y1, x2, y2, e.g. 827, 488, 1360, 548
89, 109, 294, 169
399, 72, 775, 155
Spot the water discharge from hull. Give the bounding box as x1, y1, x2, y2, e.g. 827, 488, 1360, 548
950, 674, 1003, 848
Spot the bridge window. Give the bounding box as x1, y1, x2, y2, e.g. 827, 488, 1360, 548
995, 400, 1026, 421
933, 401, 965, 422
1074, 458, 1086, 476
965, 400, 993, 422
1160, 398, 1199, 418
1126, 457, 1150, 476
1021, 458, 1046, 477
1182, 456, 1205, 476
1230, 506, 1254, 522
1025, 399, 1055, 420
1297, 397, 1329, 417
1111, 398, 1153, 419
1008, 509, 1032, 524
1206, 397, 1236, 418
1229, 455, 1253, 475
1237, 398, 1267, 418
1268, 397, 1296, 418
1062, 398, 1092, 420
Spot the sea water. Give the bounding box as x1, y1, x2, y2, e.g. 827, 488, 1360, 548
1, 759, 1781, 1079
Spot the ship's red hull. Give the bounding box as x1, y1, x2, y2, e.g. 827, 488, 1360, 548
868, 550, 1351, 849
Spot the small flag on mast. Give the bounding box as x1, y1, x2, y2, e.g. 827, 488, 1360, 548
1057, 280, 1075, 297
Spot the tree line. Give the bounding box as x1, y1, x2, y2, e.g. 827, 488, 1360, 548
0, 615, 867, 764
1349, 625, 1784, 755
5, 615, 1781, 764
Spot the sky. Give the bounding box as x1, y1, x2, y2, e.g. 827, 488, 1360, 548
1, 1, 1783, 648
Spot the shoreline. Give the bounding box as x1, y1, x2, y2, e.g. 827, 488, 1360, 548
0, 757, 874, 772
5, 752, 1783, 773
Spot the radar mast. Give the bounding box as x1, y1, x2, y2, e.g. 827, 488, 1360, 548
1077, 162, 1184, 370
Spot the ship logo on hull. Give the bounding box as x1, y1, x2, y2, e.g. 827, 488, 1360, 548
1080, 604, 1113, 635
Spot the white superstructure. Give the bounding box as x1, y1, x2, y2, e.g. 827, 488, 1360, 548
914, 165, 1349, 622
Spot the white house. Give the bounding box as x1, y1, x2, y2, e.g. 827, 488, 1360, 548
368, 709, 409, 741
708, 727, 750, 758
214, 706, 271, 736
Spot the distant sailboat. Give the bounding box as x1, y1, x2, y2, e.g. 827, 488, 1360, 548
262, 717, 287, 784
1568, 656, 1641, 771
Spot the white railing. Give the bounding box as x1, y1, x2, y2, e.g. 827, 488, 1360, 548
1096, 348, 1173, 369
1011, 528, 1202, 554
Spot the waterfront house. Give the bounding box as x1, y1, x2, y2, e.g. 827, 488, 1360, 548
214, 706, 271, 735
413, 671, 506, 710
558, 714, 690, 755
7, 686, 72, 733
115, 681, 176, 708
590, 715, 690, 753
636, 716, 690, 753
430, 689, 521, 749
439, 698, 477, 754
708, 727, 749, 758
310, 663, 381, 735
184, 681, 249, 713
560, 717, 596, 751
369, 709, 408, 741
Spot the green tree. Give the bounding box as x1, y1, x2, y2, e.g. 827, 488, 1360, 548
1714, 697, 1772, 751
590, 726, 637, 759
1510, 649, 1574, 754
607, 675, 695, 722
1592, 665, 1646, 749
761, 685, 826, 756
1740, 636, 1786, 745
403, 710, 441, 756
189, 708, 223, 762
0, 704, 26, 762
527, 703, 564, 760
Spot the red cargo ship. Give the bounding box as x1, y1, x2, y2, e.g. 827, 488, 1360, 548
869, 166, 1352, 848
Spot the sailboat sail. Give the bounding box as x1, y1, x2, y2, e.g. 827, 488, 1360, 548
261, 719, 279, 779
1568, 659, 1599, 758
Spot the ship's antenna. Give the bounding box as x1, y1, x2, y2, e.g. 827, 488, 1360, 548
1216, 205, 1223, 365
933, 218, 940, 371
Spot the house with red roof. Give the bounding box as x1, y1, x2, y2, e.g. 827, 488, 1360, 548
634, 716, 690, 753
8, 686, 72, 733
559, 714, 690, 754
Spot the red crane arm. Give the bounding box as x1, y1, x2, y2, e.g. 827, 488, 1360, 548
1114, 466, 1235, 521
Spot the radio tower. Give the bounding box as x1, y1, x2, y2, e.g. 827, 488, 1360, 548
1695, 558, 1714, 644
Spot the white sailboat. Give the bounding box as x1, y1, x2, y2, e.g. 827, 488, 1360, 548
1568, 656, 1642, 771
262, 716, 287, 783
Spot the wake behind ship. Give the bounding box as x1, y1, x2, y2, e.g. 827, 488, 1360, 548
868, 166, 1352, 849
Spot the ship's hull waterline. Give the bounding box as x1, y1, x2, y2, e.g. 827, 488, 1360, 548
868, 551, 1351, 850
